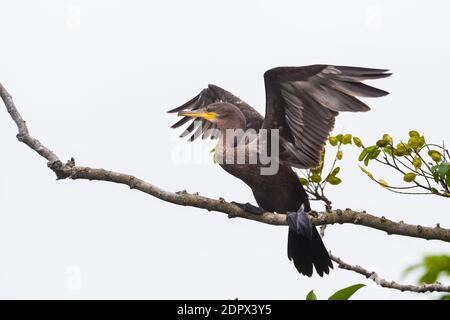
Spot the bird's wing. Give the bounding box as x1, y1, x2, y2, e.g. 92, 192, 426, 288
167, 84, 263, 141
263, 65, 391, 168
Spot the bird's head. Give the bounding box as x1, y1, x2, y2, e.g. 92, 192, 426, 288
178, 102, 246, 130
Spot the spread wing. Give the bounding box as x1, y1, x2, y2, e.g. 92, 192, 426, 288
263, 65, 391, 168
167, 84, 263, 141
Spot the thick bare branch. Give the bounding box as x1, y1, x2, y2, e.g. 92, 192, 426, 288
330, 253, 450, 293
21, 161, 450, 243
0, 83, 58, 162
312, 209, 449, 242
1, 81, 449, 294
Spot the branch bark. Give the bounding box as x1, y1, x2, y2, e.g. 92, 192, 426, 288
330, 253, 450, 293
1, 82, 449, 294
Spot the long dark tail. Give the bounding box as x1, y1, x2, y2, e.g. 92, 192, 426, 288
287, 227, 333, 277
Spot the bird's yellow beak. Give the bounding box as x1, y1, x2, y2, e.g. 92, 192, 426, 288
178, 110, 217, 120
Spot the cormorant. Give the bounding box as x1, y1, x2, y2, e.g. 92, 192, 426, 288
168, 65, 390, 277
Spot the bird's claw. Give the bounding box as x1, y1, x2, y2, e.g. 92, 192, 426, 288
231, 201, 265, 215
287, 204, 313, 240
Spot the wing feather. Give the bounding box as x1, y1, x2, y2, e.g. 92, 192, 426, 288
263, 65, 390, 168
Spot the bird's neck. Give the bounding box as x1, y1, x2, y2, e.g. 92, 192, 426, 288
218, 117, 248, 148
218, 129, 239, 149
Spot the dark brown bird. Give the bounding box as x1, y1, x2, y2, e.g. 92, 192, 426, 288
168, 65, 390, 277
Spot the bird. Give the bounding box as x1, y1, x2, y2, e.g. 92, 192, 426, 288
167, 65, 391, 277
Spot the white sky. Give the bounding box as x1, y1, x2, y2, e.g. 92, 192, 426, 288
0, 0, 449, 299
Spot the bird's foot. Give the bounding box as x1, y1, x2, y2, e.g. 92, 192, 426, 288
287, 204, 312, 240
231, 201, 265, 215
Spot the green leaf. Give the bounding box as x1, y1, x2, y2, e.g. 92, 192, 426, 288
440, 294, 450, 300
431, 163, 450, 183
306, 290, 317, 300
337, 150, 343, 160
311, 149, 326, 175
403, 172, 417, 183
311, 174, 322, 183
330, 167, 341, 177
364, 156, 370, 166
437, 162, 450, 177
358, 148, 368, 161
326, 176, 342, 185
378, 179, 389, 188
211, 149, 218, 164
419, 271, 440, 284
408, 136, 425, 149
359, 166, 374, 179
328, 136, 338, 146
430, 166, 440, 183
353, 137, 363, 147
428, 150, 442, 162
419, 255, 450, 284
407, 255, 450, 285
394, 142, 411, 156
366, 145, 378, 152
376, 139, 389, 147
412, 156, 422, 169
383, 147, 394, 157
342, 134, 352, 144
368, 149, 381, 160
382, 134, 393, 145
299, 178, 309, 186
364, 146, 379, 164
446, 170, 450, 188
328, 284, 365, 300
409, 130, 420, 137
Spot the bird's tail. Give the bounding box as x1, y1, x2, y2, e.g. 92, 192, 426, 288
287, 227, 333, 277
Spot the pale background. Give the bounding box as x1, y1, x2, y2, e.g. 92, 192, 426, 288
0, 0, 449, 299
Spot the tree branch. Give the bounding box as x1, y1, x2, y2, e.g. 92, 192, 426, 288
1, 81, 449, 240
330, 253, 450, 293
0, 83, 59, 162
1, 82, 449, 294
316, 208, 450, 294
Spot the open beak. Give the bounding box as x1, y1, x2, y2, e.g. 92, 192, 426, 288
178, 109, 217, 121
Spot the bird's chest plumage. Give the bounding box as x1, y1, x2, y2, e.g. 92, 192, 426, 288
215, 138, 265, 188
215, 140, 309, 213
